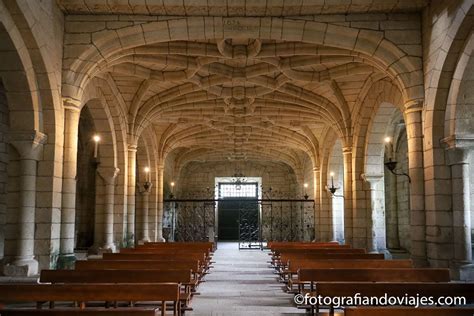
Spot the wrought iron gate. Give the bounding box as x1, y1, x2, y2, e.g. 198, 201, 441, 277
163, 199, 316, 245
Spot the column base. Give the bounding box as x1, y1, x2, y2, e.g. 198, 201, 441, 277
378, 248, 393, 259
57, 254, 76, 269
137, 239, 150, 245
3, 258, 38, 276
89, 244, 116, 255
451, 263, 474, 281
156, 237, 165, 242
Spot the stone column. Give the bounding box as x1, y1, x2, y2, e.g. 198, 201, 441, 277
126, 144, 137, 247
361, 174, 382, 253
3, 131, 46, 276
156, 164, 165, 242
329, 192, 338, 242
58, 104, 81, 268
313, 167, 320, 241
139, 182, 152, 244
445, 138, 474, 280
96, 167, 119, 252
342, 147, 353, 245
386, 170, 400, 249
405, 102, 427, 266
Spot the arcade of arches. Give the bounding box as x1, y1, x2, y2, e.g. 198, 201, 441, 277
0, 0, 473, 281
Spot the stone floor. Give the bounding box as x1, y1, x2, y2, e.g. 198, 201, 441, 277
188, 242, 305, 316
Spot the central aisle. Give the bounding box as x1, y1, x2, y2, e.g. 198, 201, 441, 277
188, 242, 305, 316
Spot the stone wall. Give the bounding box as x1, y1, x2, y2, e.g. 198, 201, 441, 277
177, 161, 298, 199
0, 81, 8, 260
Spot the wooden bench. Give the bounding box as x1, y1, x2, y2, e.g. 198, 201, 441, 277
0, 308, 161, 315
315, 282, 474, 315
271, 248, 366, 266
297, 268, 451, 294
40, 269, 196, 307
277, 253, 384, 270
75, 260, 203, 281
0, 283, 180, 316
282, 259, 413, 287
103, 253, 211, 272
344, 306, 474, 316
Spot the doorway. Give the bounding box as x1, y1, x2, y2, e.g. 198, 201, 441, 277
216, 182, 259, 241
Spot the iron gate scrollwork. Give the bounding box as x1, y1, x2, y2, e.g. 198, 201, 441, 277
163, 199, 316, 245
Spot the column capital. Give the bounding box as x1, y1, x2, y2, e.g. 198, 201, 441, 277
313, 167, 320, 173
8, 130, 47, 160
443, 135, 474, 165
128, 144, 138, 152
361, 173, 383, 187
62, 98, 81, 112
404, 99, 423, 113
342, 146, 352, 155
97, 167, 120, 184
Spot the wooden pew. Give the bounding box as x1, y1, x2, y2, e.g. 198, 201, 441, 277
297, 268, 451, 293
315, 282, 474, 315
282, 259, 413, 287
75, 260, 203, 281
344, 306, 474, 316
277, 253, 384, 270
0, 284, 180, 316
40, 269, 196, 306
271, 248, 366, 266
0, 308, 160, 315
103, 253, 210, 272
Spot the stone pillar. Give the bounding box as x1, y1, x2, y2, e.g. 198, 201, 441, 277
156, 164, 165, 242
342, 147, 353, 245
386, 171, 401, 249
405, 102, 427, 266
96, 167, 119, 253
445, 139, 474, 280
126, 145, 137, 247
313, 167, 320, 241
58, 104, 81, 268
361, 174, 382, 253
3, 131, 46, 276
329, 193, 337, 242
139, 182, 152, 244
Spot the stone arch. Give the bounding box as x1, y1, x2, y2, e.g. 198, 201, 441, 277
352, 78, 405, 252
0, 18, 40, 132
445, 31, 474, 138
327, 138, 345, 243
62, 17, 423, 111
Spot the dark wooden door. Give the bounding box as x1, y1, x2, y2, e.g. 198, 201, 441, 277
218, 198, 258, 241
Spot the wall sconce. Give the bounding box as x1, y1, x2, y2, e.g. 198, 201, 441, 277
303, 183, 309, 200
384, 137, 411, 183
143, 167, 151, 190
169, 181, 175, 199
93, 134, 100, 158
327, 171, 343, 197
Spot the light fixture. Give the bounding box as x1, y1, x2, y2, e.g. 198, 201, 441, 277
143, 167, 151, 190
231, 170, 246, 190
383, 136, 411, 183
169, 181, 175, 199
327, 171, 341, 196
93, 134, 100, 158
303, 183, 309, 200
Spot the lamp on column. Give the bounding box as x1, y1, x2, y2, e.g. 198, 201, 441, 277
383, 137, 411, 183
327, 171, 343, 197
143, 167, 151, 190
93, 135, 100, 158
169, 181, 175, 199
303, 183, 309, 200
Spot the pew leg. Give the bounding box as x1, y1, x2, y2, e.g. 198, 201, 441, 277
161, 300, 165, 316
49, 301, 55, 309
